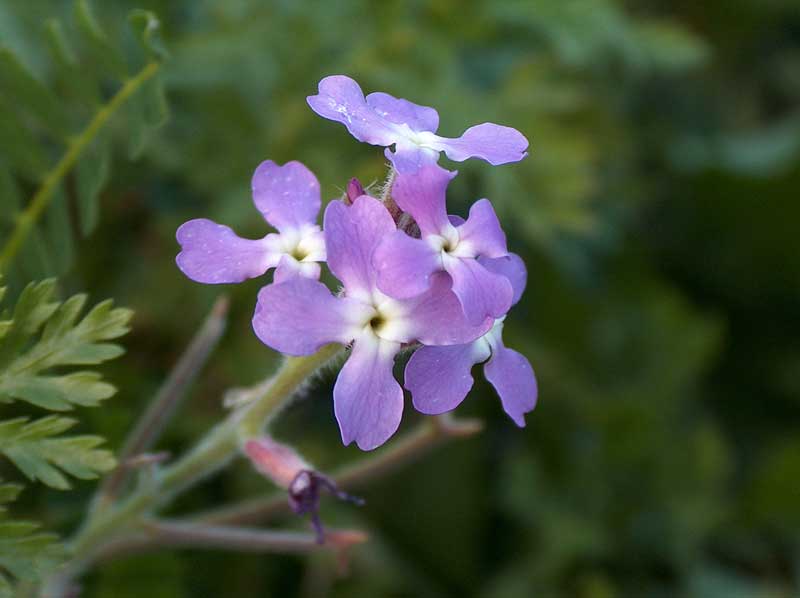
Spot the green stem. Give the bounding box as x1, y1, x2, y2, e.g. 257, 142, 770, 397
66, 343, 343, 571
0, 61, 161, 272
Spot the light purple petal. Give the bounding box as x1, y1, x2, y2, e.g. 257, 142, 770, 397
366, 92, 439, 132
484, 343, 537, 427
307, 75, 398, 146
373, 230, 441, 299
252, 277, 368, 355
405, 342, 490, 416
479, 253, 527, 306
176, 219, 277, 284
437, 123, 529, 166
444, 258, 513, 325
456, 199, 508, 258
334, 334, 403, 450
391, 164, 455, 236
401, 273, 493, 345
251, 160, 321, 232
273, 254, 321, 283
324, 196, 395, 299
384, 144, 439, 175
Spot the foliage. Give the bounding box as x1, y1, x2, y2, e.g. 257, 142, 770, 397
1, 0, 799, 596
0, 279, 129, 593
0, 0, 168, 286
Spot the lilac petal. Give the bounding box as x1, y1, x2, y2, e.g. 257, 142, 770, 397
391, 165, 455, 236
401, 273, 493, 345
251, 160, 321, 232
307, 75, 398, 146
273, 254, 322, 283
334, 334, 403, 450
437, 123, 529, 166
324, 196, 395, 299
405, 342, 490, 416
176, 219, 277, 284
479, 253, 527, 306
384, 144, 439, 175
366, 91, 439, 132
373, 231, 441, 299
444, 258, 514, 325
252, 277, 368, 355
456, 199, 508, 258
484, 343, 537, 427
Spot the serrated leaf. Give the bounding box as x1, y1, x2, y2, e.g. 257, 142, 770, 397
0, 284, 130, 414
0, 49, 71, 138
0, 481, 63, 590
0, 371, 115, 411
0, 280, 59, 366
75, 133, 111, 236
0, 416, 116, 489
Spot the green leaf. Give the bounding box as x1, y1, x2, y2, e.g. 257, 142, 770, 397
0, 282, 131, 414
129, 10, 170, 62
44, 18, 99, 108
0, 49, 71, 138
44, 186, 75, 276
75, 134, 111, 236
0, 95, 50, 181
0, 481, 63, 591
0, 416, 116, 489
73, 0, 128, 79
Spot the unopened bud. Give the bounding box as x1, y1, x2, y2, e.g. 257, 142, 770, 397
243, 436, 364, 544
244, 437, 310, 489
345, 178, 365, 204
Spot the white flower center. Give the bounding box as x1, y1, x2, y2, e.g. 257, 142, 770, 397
267, 224, 326, 263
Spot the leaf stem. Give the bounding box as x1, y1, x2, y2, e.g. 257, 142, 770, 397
0, 61, 161, 272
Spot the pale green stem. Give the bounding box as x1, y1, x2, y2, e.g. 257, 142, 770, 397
64, 343, 343, 576
0, 61, 161, 272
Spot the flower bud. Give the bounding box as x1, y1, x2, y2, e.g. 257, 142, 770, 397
345, 178, 365, 204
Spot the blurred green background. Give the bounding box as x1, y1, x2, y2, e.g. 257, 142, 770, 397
2, 0, 800, 596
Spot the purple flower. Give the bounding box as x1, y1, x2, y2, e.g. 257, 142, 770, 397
252, 194, 491, 450
405, 253, 537, 426
373, 164, 514, 325
176, 160, 326, 284
307, 75, 529, 173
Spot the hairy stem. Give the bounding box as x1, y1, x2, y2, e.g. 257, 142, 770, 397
62, 343, 343, 583
0, 61, 161, 272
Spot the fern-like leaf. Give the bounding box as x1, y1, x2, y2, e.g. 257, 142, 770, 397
0, 279, 131, 412
0, 279, 131, 488
0, 416, 116, 490
0, 481, 63, 596
0, 1, 169, 281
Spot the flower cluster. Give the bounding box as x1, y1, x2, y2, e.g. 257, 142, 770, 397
177, 75, 537, 450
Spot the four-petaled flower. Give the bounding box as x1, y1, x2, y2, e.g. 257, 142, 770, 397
405, 253, 537, 426
253, 195, 491, 450
177, 160, 326, 285
307, 75, 529, 174
373, 164, 514, 325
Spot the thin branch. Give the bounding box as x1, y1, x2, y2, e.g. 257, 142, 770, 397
0, 61, 162, 271
196, 415, 483, 526
93, 295, 229, 509
140, 520, 367, 554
